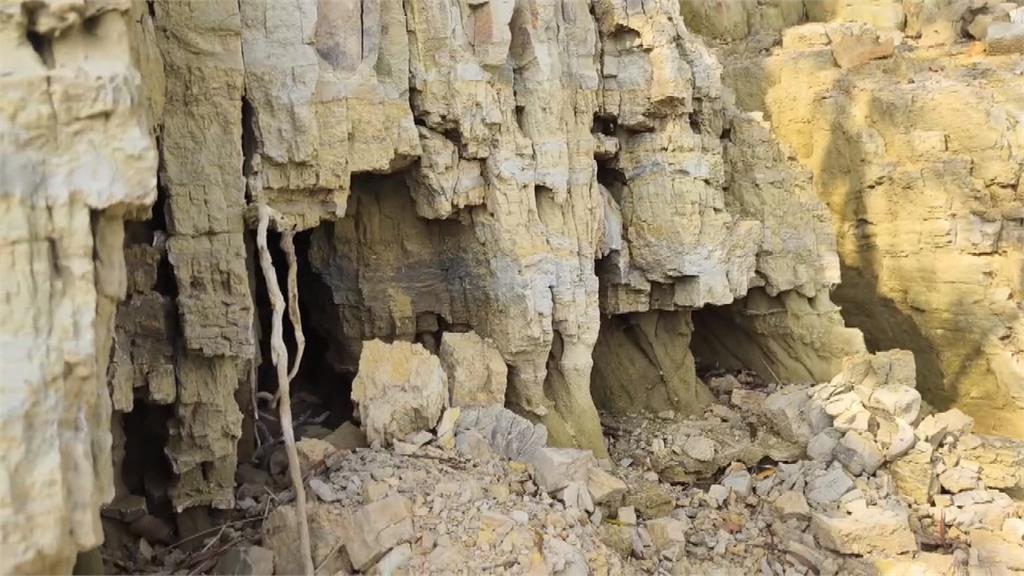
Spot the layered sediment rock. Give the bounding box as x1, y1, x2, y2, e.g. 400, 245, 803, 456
0, 0, 899, 568
289, 0, 857, 458
0, 1, 157, 572
712, 6, 1024, 437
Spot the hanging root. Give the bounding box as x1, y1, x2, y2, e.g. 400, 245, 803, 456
256, 205, 314, 575
250, 277, 261, 450
281, 230, 306, 383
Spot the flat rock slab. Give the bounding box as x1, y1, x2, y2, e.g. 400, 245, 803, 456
811, 508, 916, 556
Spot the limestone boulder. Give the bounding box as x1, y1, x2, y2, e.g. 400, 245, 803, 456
938, 466, 981, 493
805, 464, 855, 506
807, 428, 842, 462
351, 340, 448, 445
875, 415, 916, 461
826, 22, 896, 68
764, 385, 814, 444
456, 406, 548, 462
587, 468, 628, 507
890, 442, 937, 504
864, 385, 922, 423
455, 430, 493, 461
986, 21, 1024, 54
645, 517, 689, 553
342, 495, 416, 572
438, 331, 508, 408
835, 431, 885, 476
526, 448, 595, 494
811, 508, 917, 556
971, 528, 1024, 570
957, 434, 1024, 490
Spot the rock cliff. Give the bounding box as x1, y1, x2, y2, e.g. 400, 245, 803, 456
706, 0, 1024, 438
0, 1, 157, 572
10, 0, 1024, 572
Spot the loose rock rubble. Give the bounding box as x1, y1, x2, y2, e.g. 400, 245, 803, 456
602, 350, 1024, 574
118, 350, 1024, 575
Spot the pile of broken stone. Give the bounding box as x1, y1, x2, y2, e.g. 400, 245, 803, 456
161, 340, 1024, 575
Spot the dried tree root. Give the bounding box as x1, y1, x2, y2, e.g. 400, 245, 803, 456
256, 205, 314, 575
281, 230, 306, 382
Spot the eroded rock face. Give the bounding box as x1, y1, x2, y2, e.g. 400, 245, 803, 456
2, 0, 877, 565
716, 9, 1024, 438
591, 311, 714, 417
297, 0, 851, 456
0, 1, 157, 571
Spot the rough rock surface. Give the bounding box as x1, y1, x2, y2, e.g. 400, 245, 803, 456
438, 331, 508, 408
351, 340, 447, 445
152, 0, 255, 514
715, 8, 1024, 438
0, 1, 157, 572
810, 508, 917, 555
14, 0, 1024, 572
298, 0, 854, 457
77, 2, 860, 541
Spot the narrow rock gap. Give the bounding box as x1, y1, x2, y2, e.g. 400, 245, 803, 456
121, 403, 176, 519
291, 229, 354, 431
251, 226, 354, 443
104, 172, 181, 556
591, 310, 713, 420
25, 30, 48, 62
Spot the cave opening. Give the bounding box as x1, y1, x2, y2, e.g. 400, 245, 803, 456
690, 302, 764, 382
589, 298, 798, 421
689, 290, 843, 390
252, 225, 353, 446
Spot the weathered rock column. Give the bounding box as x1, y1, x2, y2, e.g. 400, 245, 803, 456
0, 1, 157, 571
152, 0, 252, 513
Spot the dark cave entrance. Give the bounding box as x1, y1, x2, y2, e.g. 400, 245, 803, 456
589, 297, 803, 418
690, 302, 757, 379
689, 290, 839, 389
252, 226, 353, 444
